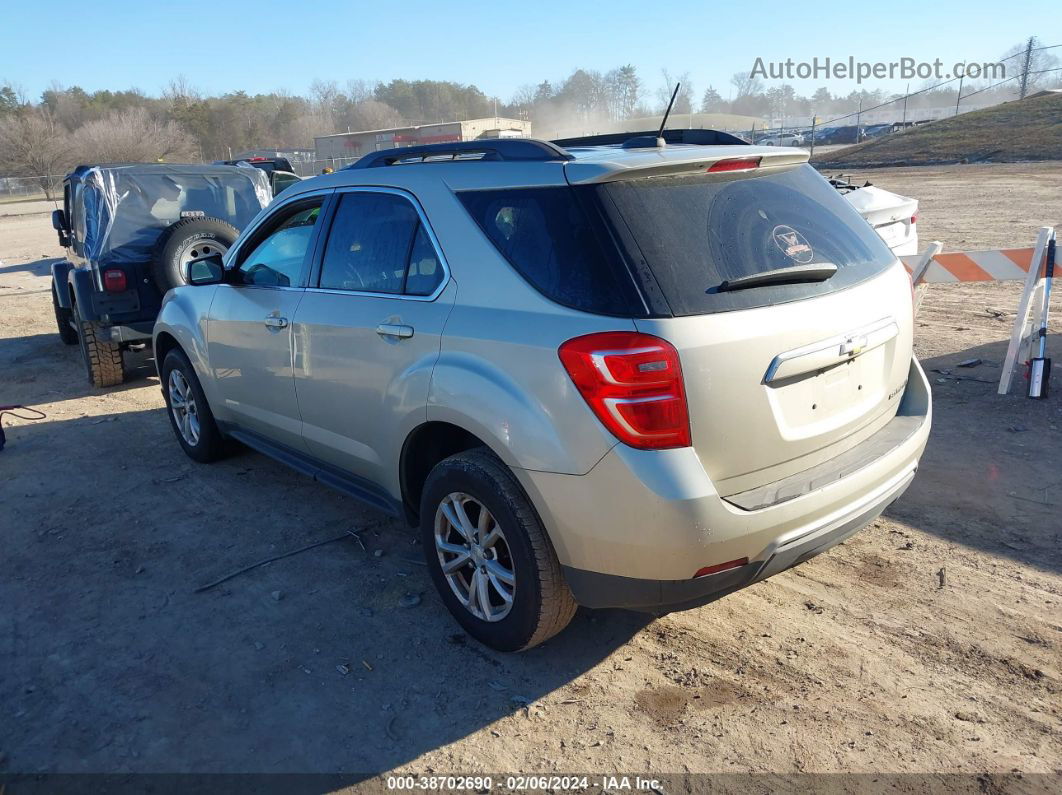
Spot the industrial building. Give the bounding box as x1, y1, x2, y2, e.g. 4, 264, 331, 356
314, 118, 531, 168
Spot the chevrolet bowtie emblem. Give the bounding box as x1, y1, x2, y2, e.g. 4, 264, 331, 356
840, 335, 868, 356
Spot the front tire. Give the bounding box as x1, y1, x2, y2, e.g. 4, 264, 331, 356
74, 300, 124, 387
161, 348, 225, 463
420, 448, 576, 651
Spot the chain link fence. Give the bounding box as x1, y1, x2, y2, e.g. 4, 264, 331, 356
0, 175, 64, 204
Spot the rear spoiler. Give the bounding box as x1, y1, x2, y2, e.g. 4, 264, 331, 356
564, 148, 810, 185
553, 129, 749, 148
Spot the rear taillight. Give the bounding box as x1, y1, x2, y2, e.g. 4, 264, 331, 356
910, 214, 918, 225
558, 331, 691, 450
102, 268, 127, 293
707, 156, 761, 173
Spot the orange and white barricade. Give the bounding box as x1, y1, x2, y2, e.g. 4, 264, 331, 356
899, 227, 1056, 395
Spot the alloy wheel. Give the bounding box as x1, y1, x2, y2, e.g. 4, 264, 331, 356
168, 369, 201, 446
434, 492, 516, 622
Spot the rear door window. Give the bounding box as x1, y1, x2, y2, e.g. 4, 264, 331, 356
594, 163, 896, 315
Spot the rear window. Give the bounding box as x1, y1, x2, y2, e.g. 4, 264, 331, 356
458, 187, 642, 316
594, 163, 897, 316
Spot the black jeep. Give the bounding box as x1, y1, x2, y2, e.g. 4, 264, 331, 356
50, 163, 271, 387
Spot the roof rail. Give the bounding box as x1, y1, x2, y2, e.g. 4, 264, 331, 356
552, 129, 749, 148
347, 139, 573, 169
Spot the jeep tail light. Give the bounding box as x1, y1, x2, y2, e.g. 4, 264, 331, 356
102, 268, 127, 293
910, 214, 918, 225
707, 156, 761, 173
693, 557, 748, 578
558, 331, 691, 450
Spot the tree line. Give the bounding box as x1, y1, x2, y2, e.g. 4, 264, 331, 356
1, 40, 1057, 196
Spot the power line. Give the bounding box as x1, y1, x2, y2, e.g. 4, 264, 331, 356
958, 66, 1062, 101
813, 44, 1060, 128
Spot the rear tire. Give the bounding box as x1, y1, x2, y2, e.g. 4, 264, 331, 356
151, 217, 239, 294
420, 448, 576, 651
161, 348, 225, 463
52, 284, 78, 345
73, 300, 124, 387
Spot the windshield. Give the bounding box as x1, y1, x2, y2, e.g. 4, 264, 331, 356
592, 163, 897, 315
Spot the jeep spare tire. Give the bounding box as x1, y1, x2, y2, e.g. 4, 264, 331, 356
151, 216, 239, 294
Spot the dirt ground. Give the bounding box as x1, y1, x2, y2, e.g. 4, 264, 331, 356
1, 163, 1061, 784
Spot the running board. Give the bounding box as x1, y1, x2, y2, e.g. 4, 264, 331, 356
225, 428, 401, 518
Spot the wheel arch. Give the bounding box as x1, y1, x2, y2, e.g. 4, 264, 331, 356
400, 421, 503, 526
153, 331, 181, 375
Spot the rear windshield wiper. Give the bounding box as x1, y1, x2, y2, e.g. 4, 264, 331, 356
715, 263, 838, 293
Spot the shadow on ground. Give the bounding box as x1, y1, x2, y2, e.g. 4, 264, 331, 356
0, 257, 60, 278
0, 332, 157, 406
2, 408, 650, 776
885, 336, 1062, 574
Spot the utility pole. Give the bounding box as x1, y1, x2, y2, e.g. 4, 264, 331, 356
955, 66, 965, 116
1019, 36, 1035, 99
902, 82, 909, 129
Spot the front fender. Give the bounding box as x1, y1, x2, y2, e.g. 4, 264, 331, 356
427, 351, 615, 475
153, 286, 226, 418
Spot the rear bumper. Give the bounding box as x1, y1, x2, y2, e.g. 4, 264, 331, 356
95, 322, 154, 344
563, 463, 914, 613
515, 356, 931, 610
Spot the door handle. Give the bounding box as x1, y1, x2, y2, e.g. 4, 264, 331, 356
376, 323, 414, 339
264, 316, 288, 329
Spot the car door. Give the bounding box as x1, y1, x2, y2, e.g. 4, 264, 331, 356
292, 188, 455, 490
207, 195, 328, 452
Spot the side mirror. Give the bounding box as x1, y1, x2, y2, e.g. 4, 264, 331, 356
52, 209, 71, 248
184, 254, 226, 286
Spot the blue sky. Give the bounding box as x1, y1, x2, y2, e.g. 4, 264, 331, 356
0, 0, 1054, 102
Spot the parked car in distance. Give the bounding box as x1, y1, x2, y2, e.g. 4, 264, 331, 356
833, 175, 919, 257
863, 123, 896, 139
815, 125, 868, 145
217, 156, 302, 196
50, 163, 271, 386
754, 131, 805, 146
155, 131, 931, 652
218, 155, 295, 173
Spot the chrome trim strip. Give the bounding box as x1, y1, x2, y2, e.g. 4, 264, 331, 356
763, 316, 897, 384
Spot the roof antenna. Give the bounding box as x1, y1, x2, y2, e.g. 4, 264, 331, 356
656, 82, 681, 147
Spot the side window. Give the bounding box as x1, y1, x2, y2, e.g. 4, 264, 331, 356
319, 192, 444, 296
458, 187, 637, 315
319, 192, 417, 294
405, 223, 444, 296
72, 183, 86, 250
235, 202, 321, 287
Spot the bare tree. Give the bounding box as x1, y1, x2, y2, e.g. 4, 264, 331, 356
348, 99, 403, 131
163, 75, 202, 107
657, 70, 693, 114
1001, 38, 1061, 95
0, 108, 71, 199
730, 71, 764, 99
72, 107, 196, 163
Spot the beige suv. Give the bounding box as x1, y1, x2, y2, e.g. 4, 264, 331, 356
153, 131, 931, 652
